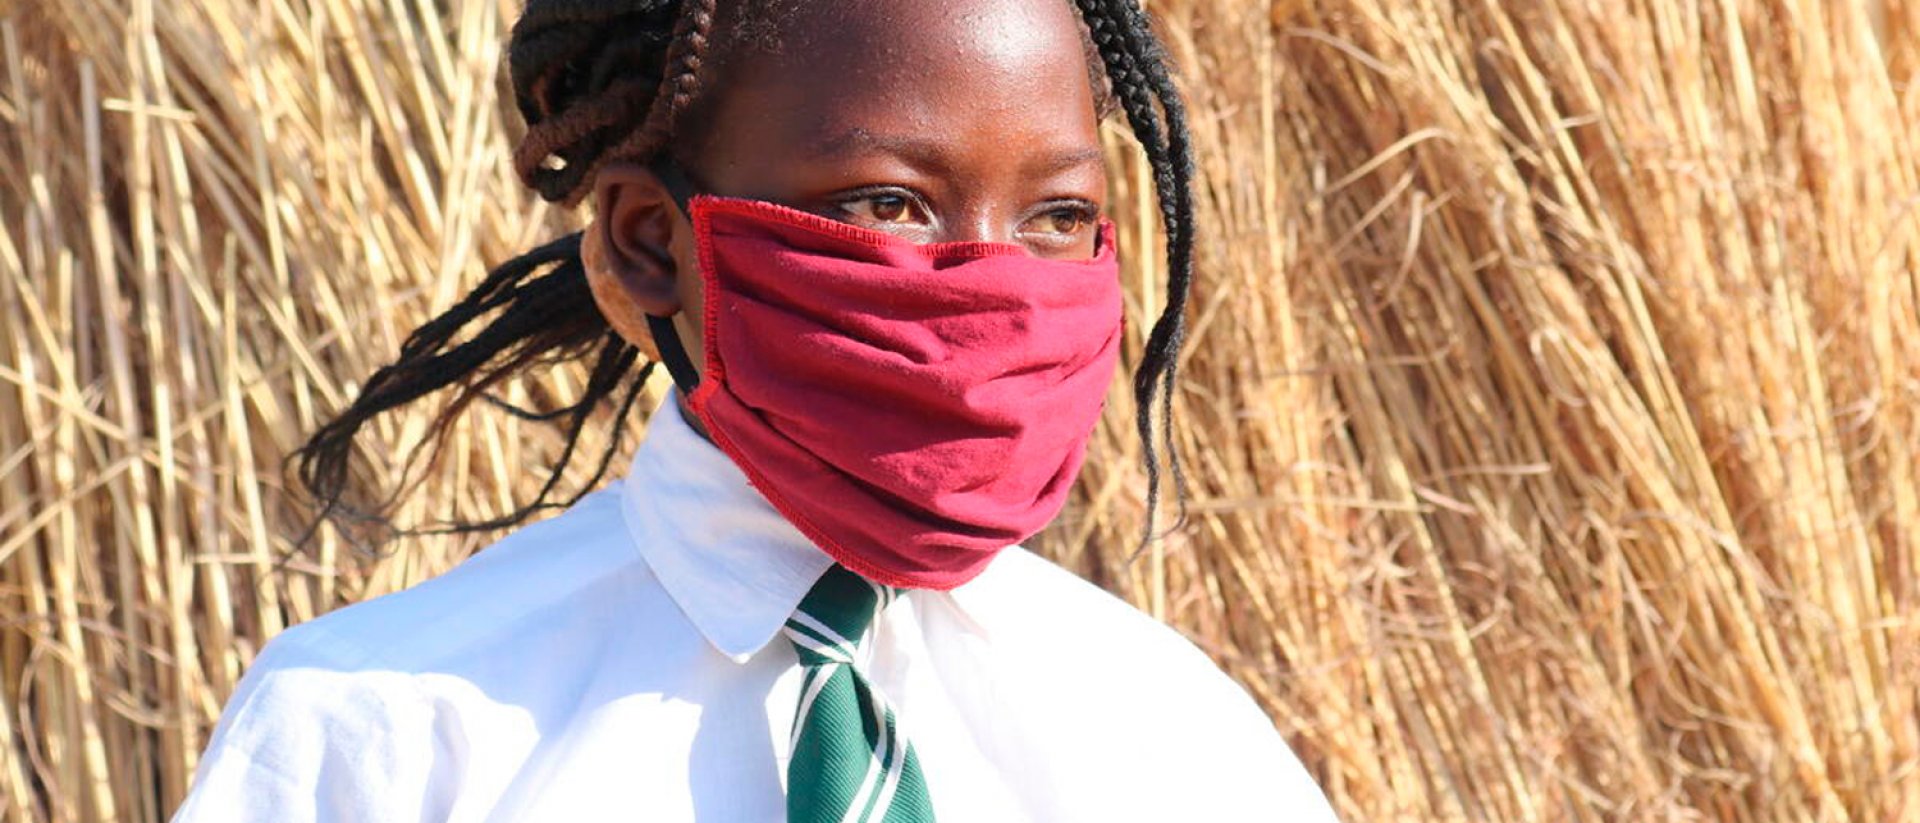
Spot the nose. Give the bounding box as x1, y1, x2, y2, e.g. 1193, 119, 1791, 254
940, 205, 1015, 246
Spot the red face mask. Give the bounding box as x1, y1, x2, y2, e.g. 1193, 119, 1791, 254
646, 195, 1123, 590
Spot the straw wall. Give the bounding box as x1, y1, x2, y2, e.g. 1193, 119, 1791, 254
3, 0, 1916, 820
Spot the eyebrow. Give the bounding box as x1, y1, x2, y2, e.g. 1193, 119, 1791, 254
807, 127, 1106, 177
1027, 147, 1106, 176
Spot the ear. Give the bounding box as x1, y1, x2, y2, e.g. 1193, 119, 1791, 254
581, 161, 690, 359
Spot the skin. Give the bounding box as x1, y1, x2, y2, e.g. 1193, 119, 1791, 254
578, 0, 1109, 431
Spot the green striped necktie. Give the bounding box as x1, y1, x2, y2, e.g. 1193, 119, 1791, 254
783, 565, 937, 822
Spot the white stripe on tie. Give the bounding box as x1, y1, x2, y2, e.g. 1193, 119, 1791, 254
838, 688, 894, 823
791, 665, 835, 752
784, 624, 854, 665
790, 610, 860, 653
867, 713, 907, 821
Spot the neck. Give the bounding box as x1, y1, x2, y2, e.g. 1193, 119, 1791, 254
674, 390, 714, 444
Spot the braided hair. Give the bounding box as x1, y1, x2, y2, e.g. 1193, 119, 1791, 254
294, 0, 1197, 545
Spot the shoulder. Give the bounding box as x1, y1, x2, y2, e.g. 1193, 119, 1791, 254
174, 485, 665, 822
270, 483, 652, 673
933, 548, 1339, 820
172, 622, 444, 822
210, 480, 676, 740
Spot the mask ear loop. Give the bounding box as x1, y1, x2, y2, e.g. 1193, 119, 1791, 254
645, 159, 703, 395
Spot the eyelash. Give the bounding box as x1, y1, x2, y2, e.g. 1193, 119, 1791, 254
831, 187, 928, 225
828, 188, 1101, 241
1027, 201, 1100, 234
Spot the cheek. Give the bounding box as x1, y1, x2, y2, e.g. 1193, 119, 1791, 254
1031, 227, 1103, 261
1069, 231, 1101, 260
669, 219, 710, 369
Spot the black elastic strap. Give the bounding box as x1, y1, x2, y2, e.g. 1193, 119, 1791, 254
647, 313, 701, 395
643, 158, 704, 395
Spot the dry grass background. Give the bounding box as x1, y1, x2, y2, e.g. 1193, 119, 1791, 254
2, 0, 1917, 819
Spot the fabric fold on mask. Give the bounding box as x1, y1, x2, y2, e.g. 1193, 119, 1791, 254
664, 194, 1122, 590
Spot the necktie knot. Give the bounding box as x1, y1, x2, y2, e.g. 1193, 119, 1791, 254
780, 565, 937, 821
784, 565, 898, 667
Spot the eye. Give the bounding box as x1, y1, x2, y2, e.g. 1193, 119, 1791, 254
836, 190, 930, 226
868, 194, 914, 223
1043, 208, 1088, 235
1019, 202, 1100, 241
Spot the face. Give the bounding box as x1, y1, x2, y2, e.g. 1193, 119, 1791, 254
581, 0, 1108, 387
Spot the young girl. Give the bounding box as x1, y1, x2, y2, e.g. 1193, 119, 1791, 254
174, 0, 1340, 819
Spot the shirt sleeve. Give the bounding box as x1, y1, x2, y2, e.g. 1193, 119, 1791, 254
170, 625, 454, 823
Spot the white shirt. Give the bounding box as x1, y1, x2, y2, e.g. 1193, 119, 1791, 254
173, 397, 1340, 822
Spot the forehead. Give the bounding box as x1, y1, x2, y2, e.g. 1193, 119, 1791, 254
691, 0, 1101, 158
729, 0, 1092, 75
755, 0, 1082, 54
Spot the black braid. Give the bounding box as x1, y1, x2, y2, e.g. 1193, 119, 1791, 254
508, 1, 685, 203
294, 0, 710, 541
295, 0, 1198, 551
1076, 0, 1197, 544
292, 234, 649, 539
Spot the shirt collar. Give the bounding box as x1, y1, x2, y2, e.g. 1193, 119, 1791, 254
619, 393, 835, 664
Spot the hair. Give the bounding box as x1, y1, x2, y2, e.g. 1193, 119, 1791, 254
293, 0, 1197, 547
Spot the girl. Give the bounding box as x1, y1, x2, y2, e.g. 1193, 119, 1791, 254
174, 0, 1340, 819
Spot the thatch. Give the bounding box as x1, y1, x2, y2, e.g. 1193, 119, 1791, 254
2, 0, 1916, 819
